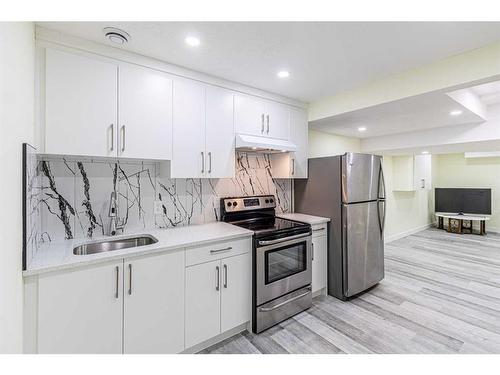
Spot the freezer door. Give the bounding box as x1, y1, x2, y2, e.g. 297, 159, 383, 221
342, 201, 384, 297
342, 153, 383, 203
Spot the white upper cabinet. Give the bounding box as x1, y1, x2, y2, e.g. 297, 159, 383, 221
234, 94, 290, 140
391, 154, 432, 191
45, 48, 118, 157
172, 78, 206, 178
118, 63, 173, 160
123, 250, 184, 354
289, 108, 309, 178
172, 80, 235, 178
413, 154, 432, 190
265, 101, 290, 140
44, 48, 173, 160
205, 86, 235, 178
234, 94, 266, 137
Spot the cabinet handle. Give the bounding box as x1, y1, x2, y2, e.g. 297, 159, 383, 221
110, 124, 114, 152
210, 246, 232, 254
311, 243, 314, 261
121, 125, 126, 153
292, 159, 295, 175
313, 227, 325, 232
421, 178, 425, 189
128, 263, 132, 296
266, 114, 270, 134
115, 266, 119, 299
208, 152, 212, 174
223, 264, 228, 288
261, 114, 265, 133
215, 266, 220, 291
201, 151, 205, 173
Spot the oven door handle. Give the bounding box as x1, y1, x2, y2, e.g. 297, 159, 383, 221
257, 232, 311, 246
258, 287, 312, 312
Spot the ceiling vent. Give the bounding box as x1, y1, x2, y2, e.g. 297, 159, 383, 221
103, 27, 130, 45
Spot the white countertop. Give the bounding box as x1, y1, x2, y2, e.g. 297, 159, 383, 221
277, 213, 330, 225
24, 222, 253, 277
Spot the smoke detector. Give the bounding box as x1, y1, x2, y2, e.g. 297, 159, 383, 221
103, 27, 130, 45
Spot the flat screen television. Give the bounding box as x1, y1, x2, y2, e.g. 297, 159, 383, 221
435, 188, 491, 215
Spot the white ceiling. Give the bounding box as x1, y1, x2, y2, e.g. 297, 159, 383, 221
471, 80, 500, 106
38, 22, 500, 102
309, 91, 486, 138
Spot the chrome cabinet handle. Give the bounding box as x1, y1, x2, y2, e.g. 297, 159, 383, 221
312, 243, 314, 261
421, 178, 425, 189
259, 288, 311, 312
110, 124, 114, 152
128, 263, 132, 296
292, 158, 295, 175
223, 264, 228, 288
266, 114, 270, 134
201, 151, 205, 173
215, 266, 220, 291
208, 152, 212, 174
115, 266, 119, 299
121, 125, 126, 153
261, 114, 265, 133
210, 246, 232, 254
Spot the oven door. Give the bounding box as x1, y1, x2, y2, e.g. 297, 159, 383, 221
255, 233, 312, 306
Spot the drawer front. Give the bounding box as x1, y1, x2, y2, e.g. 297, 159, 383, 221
186, 238, 251, 267
312, 223, 328, 238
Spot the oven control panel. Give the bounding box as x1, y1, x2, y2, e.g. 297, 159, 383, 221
222, 195, 276, 212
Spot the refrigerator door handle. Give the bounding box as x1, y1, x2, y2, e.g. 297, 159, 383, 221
377, 200, 386, 234
378, 162, 386, 200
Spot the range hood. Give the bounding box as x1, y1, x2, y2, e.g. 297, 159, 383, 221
235, 134, 297, 153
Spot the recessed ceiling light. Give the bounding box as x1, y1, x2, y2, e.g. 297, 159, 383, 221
450, 110, 463, 116
103, 27, 130, 45
358, 127, 367, 132
422, 151, 429, 154
277, 71, 290, 79
185, 36, 200, 47
252, 147, 257, 150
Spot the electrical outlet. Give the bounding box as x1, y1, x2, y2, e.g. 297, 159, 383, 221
154, 200, 164, 215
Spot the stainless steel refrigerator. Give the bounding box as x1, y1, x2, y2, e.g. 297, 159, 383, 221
294, 153, 386, 300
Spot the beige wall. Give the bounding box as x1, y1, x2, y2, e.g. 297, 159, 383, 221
0, 22, 35, 353
433, 153, 500, 232
308, 129, 361, 157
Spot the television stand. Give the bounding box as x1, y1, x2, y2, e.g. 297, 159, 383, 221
435, 212, 489, 235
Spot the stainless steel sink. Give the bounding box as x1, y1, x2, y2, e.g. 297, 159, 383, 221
73, 235, 158, 255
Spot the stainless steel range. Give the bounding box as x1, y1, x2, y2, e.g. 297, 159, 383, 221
221, 195, 312, 333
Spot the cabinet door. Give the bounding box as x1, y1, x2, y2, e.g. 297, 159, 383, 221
172, 78, 206, 178
205, 86, 235, 178
221, 253, 251, 332
311, 235, 328, 293
185, 260, 221, 348
119, 64, 173, 160
413, 154, 432, 190
265, 101, 290, 140
45, 48, 118, 157
234, 94, 266, 137
289, 108, 309, 178
38, 261, 123, 353
123, 250, 185, 354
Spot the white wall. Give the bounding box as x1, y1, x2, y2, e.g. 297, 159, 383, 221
434, 153, 500, 232
0, 22, 35, 353
308, 129, 361, 157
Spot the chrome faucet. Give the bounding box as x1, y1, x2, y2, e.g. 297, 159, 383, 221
108, 191, 125, 236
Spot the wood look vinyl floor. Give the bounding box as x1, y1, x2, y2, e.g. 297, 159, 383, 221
201, 228, 500, 354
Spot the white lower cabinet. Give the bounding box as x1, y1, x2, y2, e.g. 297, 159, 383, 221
185, 251, 251, 349
123, 250, 185, 354
311, 227, 328, 294
38, 261, 123, 354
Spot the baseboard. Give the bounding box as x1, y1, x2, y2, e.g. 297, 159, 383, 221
385, 223, 434, 243
181, 322, 249, 354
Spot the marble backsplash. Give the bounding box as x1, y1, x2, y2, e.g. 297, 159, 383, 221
25, 152, 292, 266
